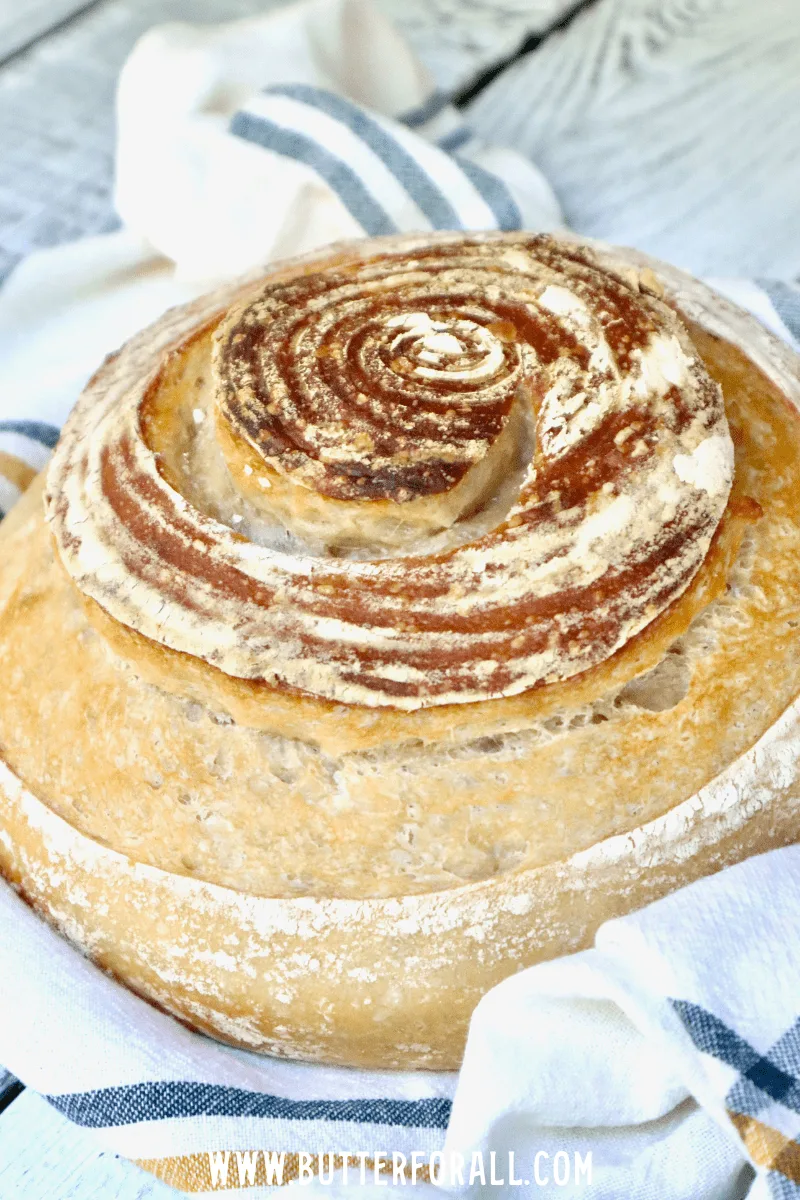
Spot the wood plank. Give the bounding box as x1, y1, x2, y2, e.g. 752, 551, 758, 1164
379, 0, 577, 91
0, 0, 290, 283
0, 1, 98, 65
467, 0, 800, 279
0, 1087, 176, 1199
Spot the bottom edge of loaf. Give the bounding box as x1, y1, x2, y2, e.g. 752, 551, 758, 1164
1, 698, 799, 1070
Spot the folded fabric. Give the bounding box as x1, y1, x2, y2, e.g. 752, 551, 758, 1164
446, 844, 800, 1200
114, 0, 561, 280
1, 1, 800, 1197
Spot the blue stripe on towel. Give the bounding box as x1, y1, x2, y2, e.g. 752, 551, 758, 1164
46, 1081, 452, 1129
672, 999, 800, 1113
453, 155, 522, 231
0, 420, 60, 448
437, 128, 472, 154
727, 1019, 800, 1121
231, 112, 398, 237
398, 90, 451, 129
265, 85, 463, 230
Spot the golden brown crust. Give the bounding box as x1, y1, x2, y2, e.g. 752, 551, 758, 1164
2, 743, 798, 1071
0, 328, 779, 905
45, 233, 733, 710
1, 237, 799, 1069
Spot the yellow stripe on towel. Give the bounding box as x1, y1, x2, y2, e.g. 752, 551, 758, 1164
728, 1110, 800, 1183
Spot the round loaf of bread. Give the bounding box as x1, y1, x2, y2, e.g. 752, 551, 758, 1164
1, 231, 799, 1069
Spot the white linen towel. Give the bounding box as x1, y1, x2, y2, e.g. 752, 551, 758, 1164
1, 2, 799, 1196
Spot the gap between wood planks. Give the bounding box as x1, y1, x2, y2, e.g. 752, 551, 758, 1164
453, 0, 603, 107
1, 0, 608, 101
0, 0, 110, 71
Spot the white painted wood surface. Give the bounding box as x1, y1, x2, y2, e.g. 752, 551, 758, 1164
468, 0, 800, 278
3, 0, 798, 284
0, 0, 94, 63
379, 0, 576, 90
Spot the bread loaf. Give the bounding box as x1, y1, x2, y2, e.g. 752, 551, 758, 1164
1, 232, 799, 1068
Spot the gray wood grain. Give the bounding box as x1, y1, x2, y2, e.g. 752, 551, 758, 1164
0, 0, 290, 282
0, 0, 96, 64
379, 0, 577, 90
0, 1088, 176, 1199
3, 0, 800, 286
467, 0, 800, 278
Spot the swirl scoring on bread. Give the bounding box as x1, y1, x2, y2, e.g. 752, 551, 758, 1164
46, 233, 734, 710
215, 288, 525, 505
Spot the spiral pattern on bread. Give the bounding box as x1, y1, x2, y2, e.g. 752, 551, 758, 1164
46, 233, 734, 710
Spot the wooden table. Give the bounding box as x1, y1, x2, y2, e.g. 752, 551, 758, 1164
1, 0, 798, 1193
